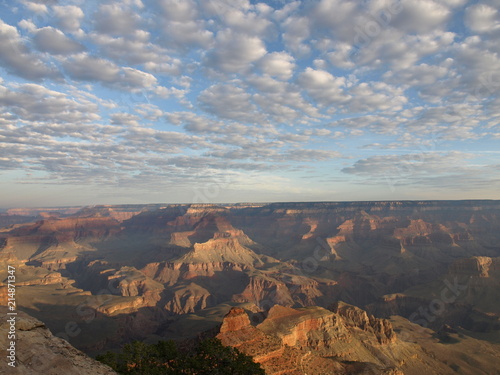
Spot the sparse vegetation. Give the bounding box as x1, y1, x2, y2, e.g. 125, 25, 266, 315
435, 331, 460, 344
96, 338, 265, 374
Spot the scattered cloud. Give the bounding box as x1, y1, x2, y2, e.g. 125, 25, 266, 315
298, 68, 349, 107
93, 3, 141, 36
198, 83, 263, 123
205, 29, 267, 73
0, 20, 60, 80
62, 53, 159, 91
33, 27, 85, 55
342, 151, 500, 192
258, 51, 296, 80
465, 4, 500, 34
0, 0, 499, 205
53, 5, 85, 34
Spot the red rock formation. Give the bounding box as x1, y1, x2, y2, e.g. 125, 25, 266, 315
164, 282, 213, 314
232, 276, 295, 307
169, 231, 195, 247
219, 307, 251, 333
141, 262, 181, 285
216, 305, 403, 375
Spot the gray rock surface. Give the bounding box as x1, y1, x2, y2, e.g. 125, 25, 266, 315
0, 307, 116, 374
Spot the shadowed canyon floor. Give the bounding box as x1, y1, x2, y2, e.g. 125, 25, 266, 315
1, 201, 500, 373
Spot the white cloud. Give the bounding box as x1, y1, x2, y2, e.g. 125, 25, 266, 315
23, 1, 48, 14
465, 4, 500, 34
391, 0, 451, 33
297, 67, 349, 107
347, 81, 408, 113
93, 3, 140, 35
162, 20, 214, 49
53, 5, 84, 34
122, 67, 157, 88
0, 20, 59, 80
33, 27, 85, 55
0, 83, 100, 124
342, 151, 472, 176
326, 43, 356, 69
143, 61, 182, 76
62, 53, 158, 91
111, 112, 140, 127
383, 63, 450, 86
63, 53, 121, 82
134, 103, 165, 121
453, 37, 500, 98
341, 151, 500, 193
328, 114, 403, 134
199, 83, 263, 123
200, 0, 253, 19
205, 29, 267, 73
281, 15, 310, 55
402, 102, 487, 140
248, 75, 321, 122
309, 0, 359, 39
18, 19, 37, 33
354, 29, 456, 70
258, 51, 296, 80
159, 0, 213, 48
221, 8, 273, 36
90, 31, 183, 73
159, 0, 198, 22
272, 1, 300, 22
436, 0, 467, 7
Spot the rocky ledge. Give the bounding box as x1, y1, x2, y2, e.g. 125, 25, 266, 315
0, 307, 116, 374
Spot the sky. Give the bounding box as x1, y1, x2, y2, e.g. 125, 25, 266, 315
0, 0, 499, 207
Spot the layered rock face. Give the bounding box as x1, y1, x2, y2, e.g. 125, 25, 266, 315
330, 301, 396, 344
0, 307, 115, 374
216, 304, 500, 375
217, 306, 347, 374
0, 216, 121, 268
448, 256, 498, 278
369, 255, 500, 330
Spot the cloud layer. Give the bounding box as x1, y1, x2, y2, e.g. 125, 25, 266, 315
0, 0, 499, 206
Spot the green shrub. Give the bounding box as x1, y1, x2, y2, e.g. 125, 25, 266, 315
96, 338, 265, 375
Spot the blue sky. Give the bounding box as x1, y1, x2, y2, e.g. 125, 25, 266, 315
0, 0, 499, 207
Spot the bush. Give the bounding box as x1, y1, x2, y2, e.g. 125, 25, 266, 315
96, 338, 265, 375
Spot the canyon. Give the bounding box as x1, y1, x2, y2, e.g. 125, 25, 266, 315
1, 201, 499, 373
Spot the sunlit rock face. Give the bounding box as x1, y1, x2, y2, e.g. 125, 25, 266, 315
215, 303, 498, 375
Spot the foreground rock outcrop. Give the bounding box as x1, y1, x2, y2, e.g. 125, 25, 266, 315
0, 307, 116, 374
217, 304, 404, 374
216, 304, 500, 375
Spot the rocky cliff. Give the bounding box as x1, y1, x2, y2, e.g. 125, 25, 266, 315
0, 216, 121, 268
0, 307, 115, 374
216, 304, 500, 375
368, 255, 500, 333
